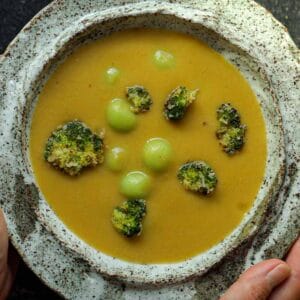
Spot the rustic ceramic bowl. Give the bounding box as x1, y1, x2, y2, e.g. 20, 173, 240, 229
0, 0, 299, 299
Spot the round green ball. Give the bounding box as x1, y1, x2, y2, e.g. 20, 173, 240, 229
106, 147, 127, 172
120, 171, 151, 199
106, 98, 137, 132
153, 50, 175, 69
105, 67, 120, 84
143, 138, 173, 172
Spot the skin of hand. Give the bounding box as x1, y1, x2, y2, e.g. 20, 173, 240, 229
221, 237, 300, 300
0, 209, 18, 300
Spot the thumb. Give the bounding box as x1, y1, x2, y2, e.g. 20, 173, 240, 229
220, 259, 291, 300
0, 209, 8, 270
0, 209, 19, 300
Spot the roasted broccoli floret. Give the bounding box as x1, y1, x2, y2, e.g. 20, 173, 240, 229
177, 161, 217, 195
44, 120, 104, 176
164, 86, 199, 121
216, 125, 246, 155
216, 103, 246, 155
217, 103, 241, 127
126, 85, 152, 113
112, 199, 146, 237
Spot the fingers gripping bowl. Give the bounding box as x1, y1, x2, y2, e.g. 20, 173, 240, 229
0, 0, 299, 298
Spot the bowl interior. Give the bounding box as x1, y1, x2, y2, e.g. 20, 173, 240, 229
18, 9, 285, 285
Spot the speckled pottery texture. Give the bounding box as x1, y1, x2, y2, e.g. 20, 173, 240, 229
0, 0, 299, 299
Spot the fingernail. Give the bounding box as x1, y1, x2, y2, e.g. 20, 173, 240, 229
266, 263, 291, 288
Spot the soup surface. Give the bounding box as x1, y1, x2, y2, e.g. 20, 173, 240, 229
30, 29, 266, 263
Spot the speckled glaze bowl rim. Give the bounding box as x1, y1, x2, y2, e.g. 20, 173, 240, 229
21, 3, 286, 285
0, 0, 299, 296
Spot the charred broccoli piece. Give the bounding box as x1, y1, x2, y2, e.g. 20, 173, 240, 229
44, 120, 104, 176
216, 103, 246, 155
120, 198, 147, 219
164, 86, 199, 121
126, 85, 152, 113
217, 103, 241, 127
112, 199, 146, 237
177, 161, 217, 195
216, 125, 246, 155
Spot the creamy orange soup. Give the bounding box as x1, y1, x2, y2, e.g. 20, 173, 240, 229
30, 29, 266, 263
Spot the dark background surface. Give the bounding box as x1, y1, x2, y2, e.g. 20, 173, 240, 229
0, 0, 298, 299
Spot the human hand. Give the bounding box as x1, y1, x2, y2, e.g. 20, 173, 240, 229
0, 209, 18, 300
221, 237, 300, 300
